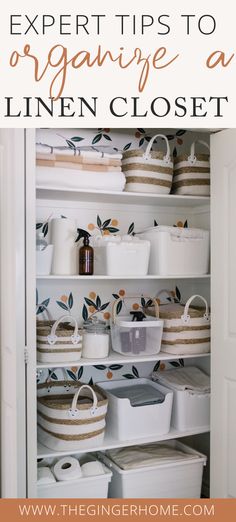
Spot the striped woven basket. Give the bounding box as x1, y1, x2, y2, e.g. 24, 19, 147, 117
145, 292, 210, 355
37, 315, 82, 364
122, 134, 173, 194
173, 140, 210, 196
37, 381, 108, 451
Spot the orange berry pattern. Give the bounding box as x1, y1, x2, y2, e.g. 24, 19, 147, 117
86, 215, 120, 236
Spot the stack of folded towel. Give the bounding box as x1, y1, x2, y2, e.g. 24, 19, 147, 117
106, 443, 197, 470
152, 366, 210, 394
36, 144, 126, 192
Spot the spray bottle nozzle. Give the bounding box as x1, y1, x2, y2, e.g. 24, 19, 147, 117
130, 311, 146, 322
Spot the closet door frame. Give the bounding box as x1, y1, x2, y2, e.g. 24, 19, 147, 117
0, 129, 27, 497
25, 129, 37, 498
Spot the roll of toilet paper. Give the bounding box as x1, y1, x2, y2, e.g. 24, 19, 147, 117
51, 218, 78, 275
81, 460, 105, 477
53, 457, 82, 481
37, 467, 56, 485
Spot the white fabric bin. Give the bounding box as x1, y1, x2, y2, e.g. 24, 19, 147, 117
99, 441, 207, 498
137, 226, 210, 276
93, 235, 150, 276
152, 367, 210, 431
171, 389, 210, 431
98, 378, 173, 441
37, 464, 112, 498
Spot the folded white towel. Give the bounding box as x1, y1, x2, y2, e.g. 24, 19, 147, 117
152, 366, 210, 393
106, 443, 197, 470
36, 166, 126, 192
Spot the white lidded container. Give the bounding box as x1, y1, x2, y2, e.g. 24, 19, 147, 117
137, 226, 210, 276
152, 366, 210, 431
93, 235, 150, 276
110, 296, 163, 356
98, 378, 173, 441
99, 440, 207, 498
37, 455, 112, 498
82, 319, 110, 359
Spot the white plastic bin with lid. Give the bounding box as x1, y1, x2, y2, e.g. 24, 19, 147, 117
136, 226, 210, 275
99, 440, 207, 498
110, 296, 163, 356
152, 366, 210, 431
37, 456, 112, 498
98, 378, 173, 441
93, 235, 150, 276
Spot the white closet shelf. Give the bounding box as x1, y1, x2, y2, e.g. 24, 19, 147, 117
37, 425, 210, 459
37, 274, 211, 281
36, 350, 210, 370
36, 186, 210, 207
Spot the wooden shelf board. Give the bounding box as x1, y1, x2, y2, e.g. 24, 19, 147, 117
37, 426, 210, 459
36, 350, 210, 370
36, 186, 210, 208
37, 274, 211, 281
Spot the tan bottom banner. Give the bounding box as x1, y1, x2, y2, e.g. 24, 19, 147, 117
0, 499, 236, 522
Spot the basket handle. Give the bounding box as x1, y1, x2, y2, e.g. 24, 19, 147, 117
47, 315, 81, 346
68, 385, 98, 418
112, 296, 160, 323
181, 295, 210, 325
143, 134, 171, 164
156, 289, 176, 304
188, 140, 210, 165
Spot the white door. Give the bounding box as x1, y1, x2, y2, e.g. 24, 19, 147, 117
211, 129, 236, 497
0, 129, 33, 498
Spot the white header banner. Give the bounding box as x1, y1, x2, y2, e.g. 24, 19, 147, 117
0, 0, 235, 127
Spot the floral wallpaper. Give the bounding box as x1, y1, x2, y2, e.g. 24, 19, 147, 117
36, 285, 185, 385
35, 127, 210, 386
37, 215, 189, 240
36, 127, 189, 157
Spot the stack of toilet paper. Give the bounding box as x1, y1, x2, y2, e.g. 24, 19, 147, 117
37, 456, 105, 485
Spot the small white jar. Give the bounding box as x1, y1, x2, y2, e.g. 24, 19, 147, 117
82, 320, 109, 359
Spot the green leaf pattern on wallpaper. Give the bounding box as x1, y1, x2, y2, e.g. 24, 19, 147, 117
36, 284, 184, 384
121, 128, 187, 153
56, 292, 74, 313
37, 128, 187, 155
87, 215, 120, 235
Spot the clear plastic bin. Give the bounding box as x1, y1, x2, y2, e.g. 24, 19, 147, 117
110, 296, 163, 356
